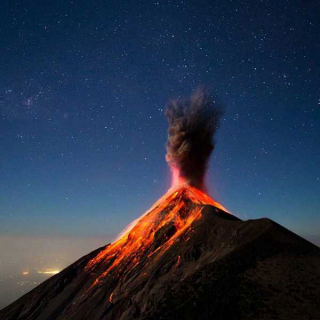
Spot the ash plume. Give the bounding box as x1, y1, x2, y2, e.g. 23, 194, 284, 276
165, 88, 224, 190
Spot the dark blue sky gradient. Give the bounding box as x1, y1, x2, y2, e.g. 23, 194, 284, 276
1, 0, 319, 240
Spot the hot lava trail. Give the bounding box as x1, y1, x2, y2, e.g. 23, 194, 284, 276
85, 185, 229, 291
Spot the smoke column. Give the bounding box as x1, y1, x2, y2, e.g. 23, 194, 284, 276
165, 88, 224, 191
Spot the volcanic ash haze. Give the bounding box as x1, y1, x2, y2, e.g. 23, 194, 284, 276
1, 91, 320, 320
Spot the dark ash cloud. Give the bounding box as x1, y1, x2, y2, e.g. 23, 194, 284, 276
165, 88, 224, 190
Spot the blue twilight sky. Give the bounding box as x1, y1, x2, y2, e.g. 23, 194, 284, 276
1, 0, 320, 243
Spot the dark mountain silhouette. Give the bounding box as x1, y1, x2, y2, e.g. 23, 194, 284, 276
1, 186, 320, 320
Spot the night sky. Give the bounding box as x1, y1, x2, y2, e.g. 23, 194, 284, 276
0, 1, 320, 302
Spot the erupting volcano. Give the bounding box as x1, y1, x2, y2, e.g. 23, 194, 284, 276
1, 90, 320, 320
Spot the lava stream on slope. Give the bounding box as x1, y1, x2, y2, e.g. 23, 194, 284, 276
84, 185, 230, 291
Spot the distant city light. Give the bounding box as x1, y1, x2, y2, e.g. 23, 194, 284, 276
37, 269, 60, 275
22, 271, 29, 275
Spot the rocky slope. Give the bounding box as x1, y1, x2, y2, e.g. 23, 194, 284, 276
1, 186, 320, 320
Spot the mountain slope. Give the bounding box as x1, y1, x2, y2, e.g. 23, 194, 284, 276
1, 187, 320, 320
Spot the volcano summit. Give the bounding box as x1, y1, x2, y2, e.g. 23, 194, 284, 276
1, 186, 320, 320
1, 91, 319, 319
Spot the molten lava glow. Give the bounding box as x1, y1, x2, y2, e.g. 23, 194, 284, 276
170, 166, 188, 189
85, 185, 229, 290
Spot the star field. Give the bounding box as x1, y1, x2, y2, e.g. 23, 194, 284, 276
0, 0, 319, 241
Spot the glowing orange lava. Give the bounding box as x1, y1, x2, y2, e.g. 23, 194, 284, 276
85, 185, 229, 290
